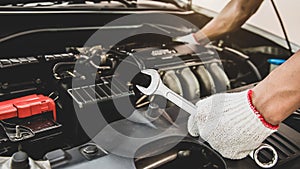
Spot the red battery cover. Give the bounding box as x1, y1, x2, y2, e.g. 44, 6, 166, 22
0, 94, 56, 121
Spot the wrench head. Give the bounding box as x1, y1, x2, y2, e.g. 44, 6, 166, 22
136, 69, 161, 95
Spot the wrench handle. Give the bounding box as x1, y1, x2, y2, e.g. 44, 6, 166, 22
156, 82, 197, 115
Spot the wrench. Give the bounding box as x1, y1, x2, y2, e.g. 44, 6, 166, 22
136, 69, 197, 115
249, 143, 278, 168
136, 69, 278, 168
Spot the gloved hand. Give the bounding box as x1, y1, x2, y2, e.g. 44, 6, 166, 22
173, 33, 199, 44
188, 89, 279, 159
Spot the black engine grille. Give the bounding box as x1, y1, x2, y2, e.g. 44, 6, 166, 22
261, 123, 300, 168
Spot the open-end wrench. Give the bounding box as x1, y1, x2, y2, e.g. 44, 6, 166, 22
136, 69, 278, 168
136, 69, 197, 115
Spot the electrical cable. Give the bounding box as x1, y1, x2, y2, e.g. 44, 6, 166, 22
52, 62, 76, 79
270, 0, 293, 54
224, 47, 262, 81
245, 60, 262, 80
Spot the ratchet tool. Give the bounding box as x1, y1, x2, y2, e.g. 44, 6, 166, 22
136, 69, 278, 168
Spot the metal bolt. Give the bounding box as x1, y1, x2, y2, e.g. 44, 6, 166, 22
35, 78, 42, 84
82, 145, 99, 155
15, 125, 21, 139
178, 150, 191, 157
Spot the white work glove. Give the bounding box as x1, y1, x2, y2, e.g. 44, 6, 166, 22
173, 33, 199, 44
188, 89, 279, 159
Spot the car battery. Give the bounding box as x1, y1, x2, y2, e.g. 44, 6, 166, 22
0, 94, 56, 121
0, 94, 61, 143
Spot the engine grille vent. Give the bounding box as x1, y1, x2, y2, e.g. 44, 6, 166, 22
67, 78, 133, 108
261, 124, 300, 167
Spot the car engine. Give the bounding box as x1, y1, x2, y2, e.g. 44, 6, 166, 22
0, 8, 299, 169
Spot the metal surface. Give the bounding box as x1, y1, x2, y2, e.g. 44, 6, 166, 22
0, 121, 34, 142
136, 69, 197, 115
208, 63, 230, 92
162, 70, 183, 107
138, 151, 178, 169
176, 67, 200, 100
249, 144, 278, 168
67, 78, 133, 108
194, 65, 216, 96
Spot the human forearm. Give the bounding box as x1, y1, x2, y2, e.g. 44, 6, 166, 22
194, 0, 263, 41
253, 51, 300, 125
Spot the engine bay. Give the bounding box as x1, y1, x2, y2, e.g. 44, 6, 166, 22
0, 9, 299, 169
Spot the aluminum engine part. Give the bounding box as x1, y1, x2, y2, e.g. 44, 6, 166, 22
207, 63, 231, 92
193, 65, 216, 97
176, 67, 200, 101
162, 70, 183, 107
